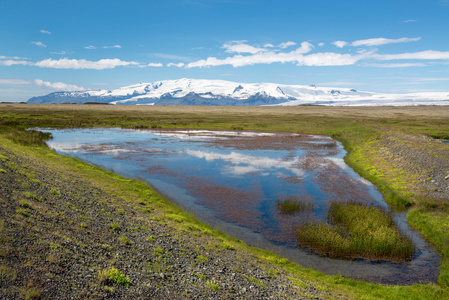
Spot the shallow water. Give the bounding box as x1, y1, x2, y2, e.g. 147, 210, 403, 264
40, 127, 440, 284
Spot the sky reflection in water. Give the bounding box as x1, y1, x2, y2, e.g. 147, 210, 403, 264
42, 127, 440, 284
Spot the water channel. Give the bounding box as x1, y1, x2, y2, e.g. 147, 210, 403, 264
39, 127, 440, 284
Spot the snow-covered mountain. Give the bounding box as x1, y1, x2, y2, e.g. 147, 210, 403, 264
27, 78, 449, 106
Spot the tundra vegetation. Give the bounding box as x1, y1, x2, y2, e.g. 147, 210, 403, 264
275, 196, 314, 214
0, 103, 449, 299
296, 201, 414, 262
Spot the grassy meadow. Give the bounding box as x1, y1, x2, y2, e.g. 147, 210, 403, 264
1, 103, 449, 298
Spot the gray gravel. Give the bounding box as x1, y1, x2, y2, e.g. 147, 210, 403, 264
0, 144, 335, 299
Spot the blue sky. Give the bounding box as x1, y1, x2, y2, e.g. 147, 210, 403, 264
1, 0, 449, 102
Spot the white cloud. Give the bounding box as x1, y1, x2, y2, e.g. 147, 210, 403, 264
31, 41, 46, 48
293, 41, 314, 54
332, 41, 348, 48
0, 79, 29, 85
50, 51, 68, 55
103, 45, 122, 49
40, 29, 51, 34
1, 56, 140, 69
403, 20, 417, 23
374, 50, 449, 60
412, 77, 449, 82
299, 52, 360, 66
185, 149, 304, 177
318, 43, 325, 47
351, 37, 421, 47
84, 45, 97, 50
0, 59, 31, 66
0, 56, 27, 60
32, 79, 84, 91
223, 41, 297, 54
0, 79, 84, 91
364, 63, 427, 68
223, 41, 266, 54
278, 41, 296, 48
167, 62, 185, 67
184, 41, 364, 69
147, 63, 163, 67
34, 58, 140, 69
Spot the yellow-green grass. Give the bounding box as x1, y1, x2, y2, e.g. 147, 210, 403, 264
297, 202, 414, 261
275, 196, 314, 214
408, 208, 449, 287
1, 104, 449, 298
99, 267, 130, 287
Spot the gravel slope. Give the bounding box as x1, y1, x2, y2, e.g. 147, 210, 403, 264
0, 142, 335, 299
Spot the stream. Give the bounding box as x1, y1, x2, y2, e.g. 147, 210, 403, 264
39, 127, 440, 284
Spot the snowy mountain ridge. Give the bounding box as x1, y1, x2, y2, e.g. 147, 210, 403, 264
27, 78, 449, 106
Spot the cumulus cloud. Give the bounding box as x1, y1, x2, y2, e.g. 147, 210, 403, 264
351, 37, 421, 47
278, 41, 296, 48
332, 41, 348, 48
167, 62, 185, 67
293, 41, 314, 54
31, 41, 46, 48
0, 79, 84, 91
299, 52, 360, 66
40, 29, 51, 34
185, 41, 362, 68
84, 45, 97, 49
34, 58, 140, 69
223, 41, 266, 54
147, 63, 163, 67
103, 45, 122, 49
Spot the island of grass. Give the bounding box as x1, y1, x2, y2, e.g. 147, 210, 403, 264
296, 201, 414, 262
275, 196, 314, 214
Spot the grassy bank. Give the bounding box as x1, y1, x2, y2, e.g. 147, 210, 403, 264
1, 103, 449, 298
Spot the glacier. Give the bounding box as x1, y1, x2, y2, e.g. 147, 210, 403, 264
27, 78, 449, 106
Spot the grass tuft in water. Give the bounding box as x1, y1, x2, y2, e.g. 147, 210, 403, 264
296, 201, 414, 262
276, 196, 314, 214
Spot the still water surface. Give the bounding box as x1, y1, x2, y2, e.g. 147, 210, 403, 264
41, 127, 440, 284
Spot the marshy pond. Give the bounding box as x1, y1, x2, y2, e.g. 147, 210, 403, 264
41, 127, 440, 284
